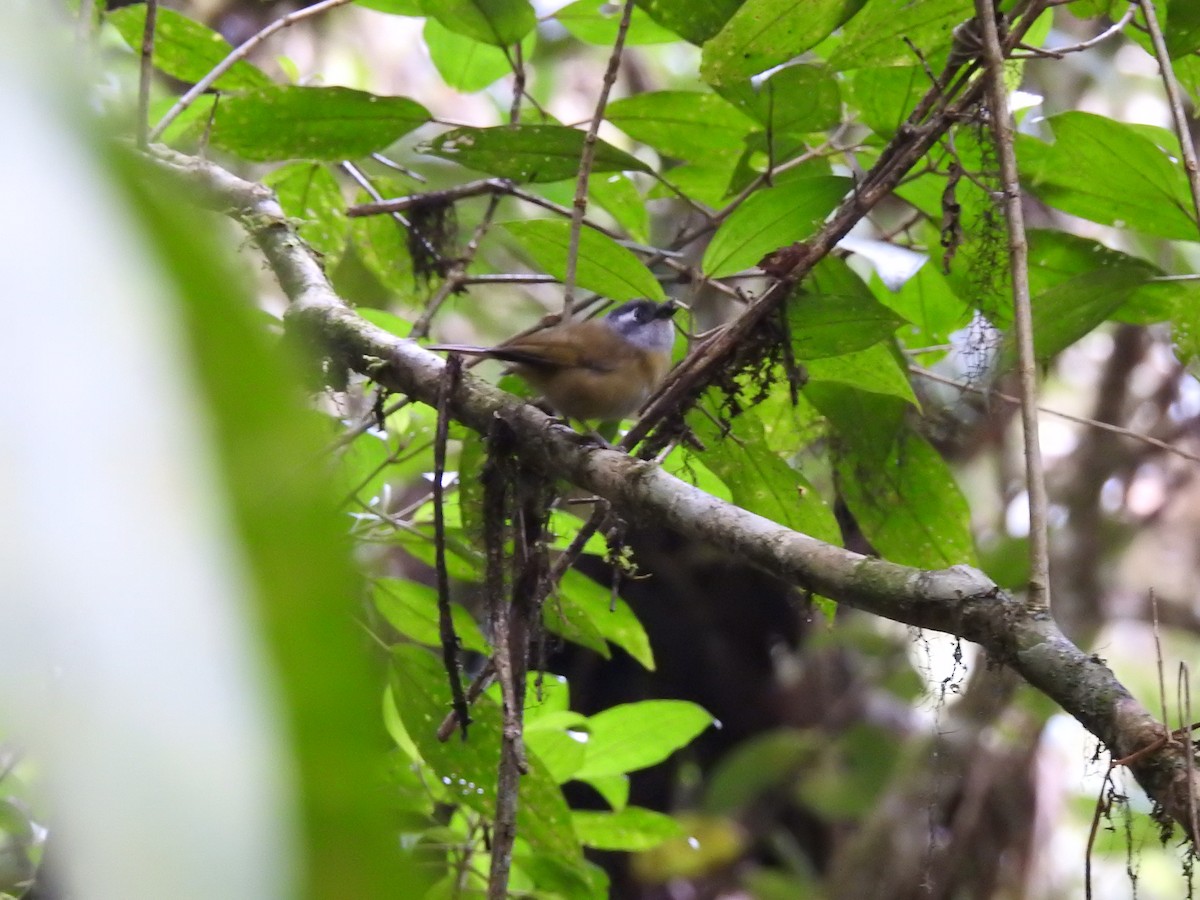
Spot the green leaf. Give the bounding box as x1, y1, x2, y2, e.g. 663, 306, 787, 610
789, 273, 907, 360
560, 569, 656, 669
702, 176, 850, 276
718, 64, 843, 134
556, 0, 680, 44
423, 17, 533, 92
874, 256, 971, 349
805, 343, 917, 405
572, 807, 684, 851
579, 774, 631, 811
212, 87, 430, 162
372, 578, 491, 655
810, 385, 976, 568
502, 219, 666, 301
390, 645, 583, 862
1001, 263, 1156, 369
827, 0, 973, 70
633, 0, 743, 45
690, 408, 842, 543
1019, 112, 1197, 240
701, 0, 862, 86
263, 162, 348, 262
606, 90, 757, 161
424, 124, 651, 183
108, 6, 272, 90
589, 172, 650, 244
573, 701, 713, 779
847, 66, 926, 138
422, 0, 536, 45
349, 186, 417, 296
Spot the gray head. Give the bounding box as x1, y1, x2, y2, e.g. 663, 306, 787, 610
603, 299, 678, 352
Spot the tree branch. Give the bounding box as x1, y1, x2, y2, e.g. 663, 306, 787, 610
150, 145, 1200, 842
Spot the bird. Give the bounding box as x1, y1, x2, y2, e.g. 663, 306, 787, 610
426, 299, 678, 421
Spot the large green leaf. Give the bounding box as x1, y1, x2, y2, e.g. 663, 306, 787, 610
108, 6, 272, 90
502, 219, 666, 301
700, 0, 862, 86
559, 568, 656, 669
423, 17, 534, 92
847, 66, 926, 138
1019, 112, 1197, 240
788, 271, 907, 360
718, 64, 843, 134
572, 701, 713, 780
212, 87, 430, 161
827, 0, 973, 70
809, 385, 976, 568
390, 645, 583, 863
372, 578, 491, 655
804, 343, 917, 405
702, 175, 850, 276
424, 125, 651, 182
606, 90, 757, 161
690, 409, 841, 543
633, 0, 744, 45
421, 0, 536, 45
1002, 263, 1156, 369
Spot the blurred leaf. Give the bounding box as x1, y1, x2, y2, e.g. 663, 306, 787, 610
827, 0, 972, 70
424, 124, 651, 182
573, 701, 712, 779
349, 192, 418, 298
796, 724, 899, 817
1019, 112, 1197, 239
212, 87, 430, 162
117, 150, 413, 895
703, 176, 850, 276
373, 577, 491, 654
606, 90, 757, 161
556, 0, 679, 44
422, 0, 536, 45
572, 807, 684, 850
701, 0, 861, 86
108, 6, 271, 90
704, 729, 816, 813
502, 219, 666, 301
424, 17, 534, 92
263, 162, 348, 262
390, 645, 583, 862
355, 0, 426, 12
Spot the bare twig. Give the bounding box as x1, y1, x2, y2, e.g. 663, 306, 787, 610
1138, 0, 1200, 229
910, 367, 1200, 466
136, 0, 158, 148
1049, 4, 1135, 55
976, 0, 1049, 612
562, 0, 635, 315
149, 0, 356, 141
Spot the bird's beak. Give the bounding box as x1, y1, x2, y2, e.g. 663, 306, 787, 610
656, 300, 680, 319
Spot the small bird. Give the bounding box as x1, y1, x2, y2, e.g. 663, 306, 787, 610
427, 299, 678, 421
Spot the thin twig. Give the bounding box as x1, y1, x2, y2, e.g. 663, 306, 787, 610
910, 367, 1200, 467
136, 0, 158, 148
976, 0, 1050, 611
149, 0, 356, 141
1180, 663, 1199, 839
1138, 0, 1200, 229
562, 0, 635, 315
1049, 4, 1135, 55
